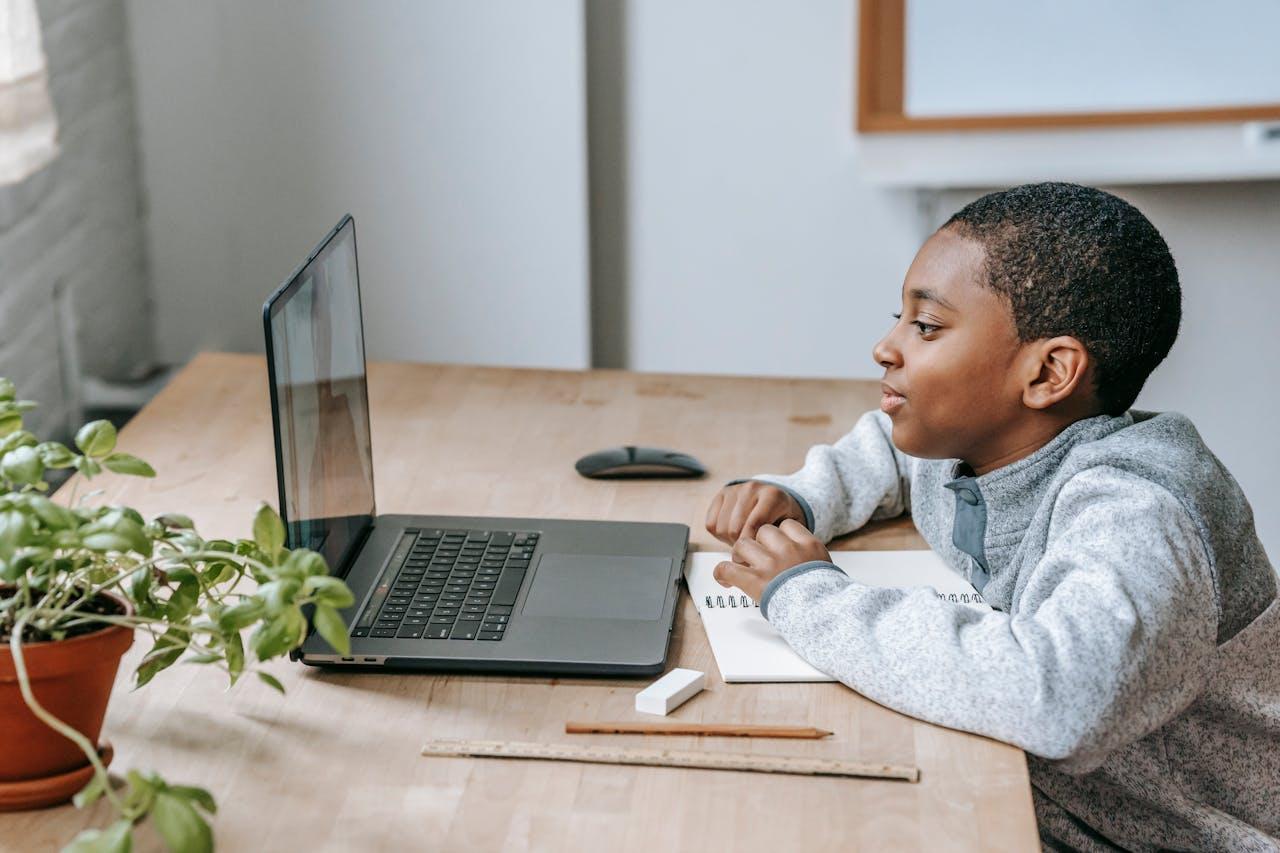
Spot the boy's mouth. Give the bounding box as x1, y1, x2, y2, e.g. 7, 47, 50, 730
880, 382, 906, 415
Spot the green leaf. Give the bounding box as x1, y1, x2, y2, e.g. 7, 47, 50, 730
35, 440, 77, 468
280, 549, 327, 581
256, 578, 301, 615
81, 512, 152, 557
156, 513, 194, 530
75, 420, 118, 458
249, 608, 305, 661
80, 515, 151, 556
216, 599, 265, 633
2, 547, 39, 582
0, 413, 21, 437
121, 770, 157, 818
225, 632, 245, 685
169, 785, 217, 815
61, 819, 133, 853
302, 574, 355, 609
2, 445, 44, 485
298, 551, 329, 577
102, 453, 156, 478
0, 378, 14, 402
80, 531, 133, 553
166, 530, 204, 552
71, 771, 108, 809
232, 539, 269, 580
135, 632, 188, 688
165, 578, 199, 620
251, 503, 286, 560
0, 509, 33, 561
312, 603, 351, 655
256, 671, 286, 694
26, 494, 78, 531
205, 560, 237, 585
74, 456, 102, 478
166, 565, 198, 584
151, 790, 213, 853
130, 566, 155, 605
0, 429, 36, 454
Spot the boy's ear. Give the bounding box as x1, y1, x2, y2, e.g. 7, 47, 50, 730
1020, 336, 1091, 411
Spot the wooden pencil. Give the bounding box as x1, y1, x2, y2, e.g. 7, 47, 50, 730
564, 721, 833, 739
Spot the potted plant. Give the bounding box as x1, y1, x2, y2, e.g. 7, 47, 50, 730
0, 377, 354, 852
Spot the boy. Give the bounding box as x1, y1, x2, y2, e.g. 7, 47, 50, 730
707, 183, 1278, 851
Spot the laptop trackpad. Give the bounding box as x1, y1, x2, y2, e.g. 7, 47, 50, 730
520, 554, 670, 621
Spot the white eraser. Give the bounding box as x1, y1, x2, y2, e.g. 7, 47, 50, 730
635, 667, 705, 716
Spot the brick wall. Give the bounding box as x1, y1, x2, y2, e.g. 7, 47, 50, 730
0, 0, 153, 440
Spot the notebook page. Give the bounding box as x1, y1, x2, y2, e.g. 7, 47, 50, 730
684, 550, 988, 683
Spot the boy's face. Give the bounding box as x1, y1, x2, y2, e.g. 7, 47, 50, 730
872, 229, 1028, 464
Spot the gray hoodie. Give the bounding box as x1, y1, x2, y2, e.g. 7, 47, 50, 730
749, 410, 1279, 851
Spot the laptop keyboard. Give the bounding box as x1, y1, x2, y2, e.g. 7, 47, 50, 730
351, 528, 539, 641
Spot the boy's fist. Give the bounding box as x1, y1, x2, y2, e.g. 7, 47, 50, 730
713, 519, 831, 602
705, 481, 806, 545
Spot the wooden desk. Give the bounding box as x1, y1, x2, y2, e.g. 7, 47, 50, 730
8, 353, 1037, 850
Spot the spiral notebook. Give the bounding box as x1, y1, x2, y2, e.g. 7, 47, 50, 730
684, 550, 989, 683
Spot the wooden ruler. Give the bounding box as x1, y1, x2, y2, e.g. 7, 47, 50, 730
421, 738, 919, 782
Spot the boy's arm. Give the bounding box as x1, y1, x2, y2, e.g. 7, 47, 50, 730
738, 410, 912, 543
761, 465, 1218, 773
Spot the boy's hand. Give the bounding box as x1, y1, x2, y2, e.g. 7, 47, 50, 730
705, 481, 806, 545
713, 519, 832, 603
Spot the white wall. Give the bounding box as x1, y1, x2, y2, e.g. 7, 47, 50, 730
125, 0, 590, 370
620, 0, 924, 378
615, 0, 1280, 555
906, 0, 1280, 116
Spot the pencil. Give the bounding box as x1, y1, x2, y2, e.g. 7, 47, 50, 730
565, 721, 833, 739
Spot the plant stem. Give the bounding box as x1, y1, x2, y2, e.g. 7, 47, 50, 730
32, 553, 93, 618
30, 549, 264, 635
25, 610, 199, 634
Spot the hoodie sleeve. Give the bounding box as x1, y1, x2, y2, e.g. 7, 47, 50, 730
742, 410, 913, 543
760, 464, 1218, 774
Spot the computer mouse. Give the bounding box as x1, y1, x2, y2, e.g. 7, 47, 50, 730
575, 446, 707, 479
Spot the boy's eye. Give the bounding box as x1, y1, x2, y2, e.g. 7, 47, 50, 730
891, 312, 940, 337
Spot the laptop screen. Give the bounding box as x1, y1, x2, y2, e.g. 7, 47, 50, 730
264, 216, 375, 574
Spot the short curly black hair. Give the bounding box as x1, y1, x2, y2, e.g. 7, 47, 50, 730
942, 182, 1180, 416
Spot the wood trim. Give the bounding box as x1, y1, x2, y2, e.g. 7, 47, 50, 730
855, 0, 1280, 134
856, 0, 905, 132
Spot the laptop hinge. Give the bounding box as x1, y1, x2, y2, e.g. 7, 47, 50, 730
290, 521, 375, 661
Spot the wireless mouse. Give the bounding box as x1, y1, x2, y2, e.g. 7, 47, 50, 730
575, 446, 707, 479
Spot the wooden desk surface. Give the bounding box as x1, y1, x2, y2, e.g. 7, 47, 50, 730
8, 353, 1037, 851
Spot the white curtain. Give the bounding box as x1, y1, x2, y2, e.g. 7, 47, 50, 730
0, 0, 58, 186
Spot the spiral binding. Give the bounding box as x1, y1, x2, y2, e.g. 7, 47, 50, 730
703, 590, 985, 609
704, 594, 758, 609
934, 591, 986, 605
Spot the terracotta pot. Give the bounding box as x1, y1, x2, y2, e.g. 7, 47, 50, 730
0, 592, 134, 791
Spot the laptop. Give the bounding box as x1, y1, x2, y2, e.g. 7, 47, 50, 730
263, 215, 689, 674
